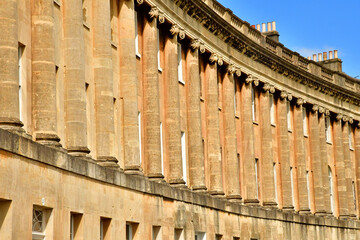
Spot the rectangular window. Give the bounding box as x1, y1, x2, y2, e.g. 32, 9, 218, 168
255, 158, 259, 198
270, 94, 275, 125
216, 234, 222, 240
328, 167, 334, 213
70, 213, 83, 240
0, 200, 12, 238
234, 79, 237, 113
325, 116, 332, 143
174, 229, 184, 240
138, 112, 142, 164
160, 123, 164, 175
290, 167, 295, 206
195, 232, 206, 240
18, 45, 25, 122
32, 207, 51, 240
251, 86, 256, 122
302, 107, 308, 136
352, 181, 357, 210
349, 124, 354, 150
287, 101, 292, 131
135, 11, 140, 57
157, 26, 162, 71
306, 171, 311, 207
177, 43, 183, 84
181, 131, 187, 184
126, 223, 132, 240
273, 163, 278, 203
100, 218, 111, 240
152, 226, 161, 240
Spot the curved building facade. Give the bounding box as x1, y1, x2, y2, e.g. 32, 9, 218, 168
0, 0, 359, 239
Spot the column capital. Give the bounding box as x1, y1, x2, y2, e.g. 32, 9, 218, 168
311, 104, 319, 113
357, 122, 360, 129
245, 75, 253, 85
349, 117, 354, 124
190, 39, 205, 53
135, 0, 144, 5
287, 93, 293, 101
318, 106, 325, 114
325, 109, 330, 116
235, 68, 242, 77
280, 90, 288, 100
296, 98, 305, 106
170, 24, 185, 39
262, 83, 271, 92
270, 85, 275, 93
335, 113, 343, 122
149, 6, 165, 23
342, 115, 350, 122
227, 63, 236, 74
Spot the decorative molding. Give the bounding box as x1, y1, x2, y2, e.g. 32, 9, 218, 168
263, 83, 271, 92
318, 107, 325, 114
209, 53, 218, 64
170, 24, 185, 39
190, 39, 205, 53
287, 93, 293, 101
312, 104, 319, 112
235, 68, 242, 77
252, 77, 259, 86
270, 85, 276, 94
227, 63, 236, 74
245, 75, 253, 85
280, 91, 288, 100
149, 6, 160, 19
336, 114, 343, 122
342, 115, 349, 122
296, 98, 304, 106
349, 117, 354, 124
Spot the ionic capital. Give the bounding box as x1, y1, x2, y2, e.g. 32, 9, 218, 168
217, 56, 224, 66
325, 109, 330, 116
312, 104, 319, 112
336, 114, 343, 122
318, 107, 325, 114
190, 39, 205, 53
269, 85, 275, 93
349, 117, 354, 124
170, 24, 185, 39
287, 93, 293, 101
357, 122, 360, 129
245, 75, 253, 85
136, 0, 143, 5
342, 115, 350, 122
296, 98, 304, 106
263, 83, 271, 92
235, 68, 242, 77
280, 91, 288, 100
227, 63, 236, 74
252, 77, 259, 86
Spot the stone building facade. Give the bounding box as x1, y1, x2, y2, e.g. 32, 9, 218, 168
0, 0, 360, 239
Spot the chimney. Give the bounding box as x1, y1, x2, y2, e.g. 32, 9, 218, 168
267, 22, 271, 31
313, 54, 317, 62
317, 50, 342, 72
262, 21, 280, 42
256, 24, 261, 31
323, 52, 327, 61
262, 23, 266, 32
318, 53, 323, 61
329, 51, 333, 59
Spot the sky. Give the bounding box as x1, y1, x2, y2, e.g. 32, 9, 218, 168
217, 0, 360, 78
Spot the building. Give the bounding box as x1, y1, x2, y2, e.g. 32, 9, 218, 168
0, 0, 360, 239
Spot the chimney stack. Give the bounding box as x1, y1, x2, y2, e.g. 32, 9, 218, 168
256, 24, 260, 31
272, 21, 276, 31
267, 22, 271, 31
318, 53, 323, 61
313, 54, 317, 62
262, 23, 266, 32
334, 50, 338, 58
329, 51, 333, 59
323, 52, 327, 61
314, 50, 342, 72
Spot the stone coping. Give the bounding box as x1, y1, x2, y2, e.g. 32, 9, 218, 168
0, 128, 359, 230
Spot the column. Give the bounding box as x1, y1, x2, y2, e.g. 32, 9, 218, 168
277, 91, 293, 210
0, 0, 23, 132
63, 0, 89, 156
240, 75, 258, 204
259, 84, 276, 206
294, 98, 310, 214
93, 0, 117, 166
119, 0, 141, 173
355, 124, 360, 216
222, 67, 241, 200
342, 118, 356, 217
206, 54, 224, 196
31, 0, 61, 146
318, 108, 331, 215
163, 25, 184, 186
309, 105, 325, 215
186, 40, 206, 191
334, 114, 349, 218
142, 8, 162, 179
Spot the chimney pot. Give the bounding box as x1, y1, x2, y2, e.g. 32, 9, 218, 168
262, 23, 266, 32
334, 50, 338, 58
256, 24, 260, 31
323, 52, 327, 61
307, 56, 311, 60
272, 21, 276, 31
329, 51, 333, 59
318, 53, 323, 61
313, 54, 317, 62
267, 22, 272, 31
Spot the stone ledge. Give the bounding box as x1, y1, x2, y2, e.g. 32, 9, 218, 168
0, 128, 359, 229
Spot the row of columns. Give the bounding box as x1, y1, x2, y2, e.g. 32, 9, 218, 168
1, 0, 360, 217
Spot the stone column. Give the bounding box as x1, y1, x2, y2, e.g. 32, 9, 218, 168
222, 66, 241, 200
342, 118, 356, 217
63, 0, 89, 156
277, 91, 294, 210
205, 54, 224, 196
31, 0, 61, 146
318, 108, 331, 215
334, 114, 349, 218
141, 8, 162, 179
294, 98, 310, 214
259, 84, 276, 206
119, 0, 141, 173
93, 0, 117, 167
309, 105, 325, 215
163, 25, 185, 186
355, 124, 360, 215
240, 75, 258, 204
0, 0, 23, 132
186, 40, 206, 191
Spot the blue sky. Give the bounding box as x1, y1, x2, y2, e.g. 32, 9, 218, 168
217, 0, 360, 78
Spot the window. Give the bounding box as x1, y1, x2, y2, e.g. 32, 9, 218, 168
32, 207, 51, 240
349, 124, 354, 150
160, 123, 164, 175
70, 213, 83, 240
0, 200, 12, 238
255, 158, 259, 198
269, 94, 275, 125
234, 79, 237, 113
215, 234, 222, 240
325, 116, 332, 143
18, 45, 25, 122
302, 107, 308, 136
181, 131, 187, 184
251, 86, 256, 122
100, 218, 111, 240
352, 181, 357, 211
152, 226, 161, 240
195, 232, 206, 240
290, 167, 295, 206
174, 229, 184, 240
328, 167, 334, 213
135, 11, 140, 57
233, 238, 240, 240
138, 112, 142, 164
157, 26, 162, 71
126, 222, 138, 240
306, 170, 311, 207
287, 101, 292, 131
273, 163, 278, 203
177, 43, 183, 84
